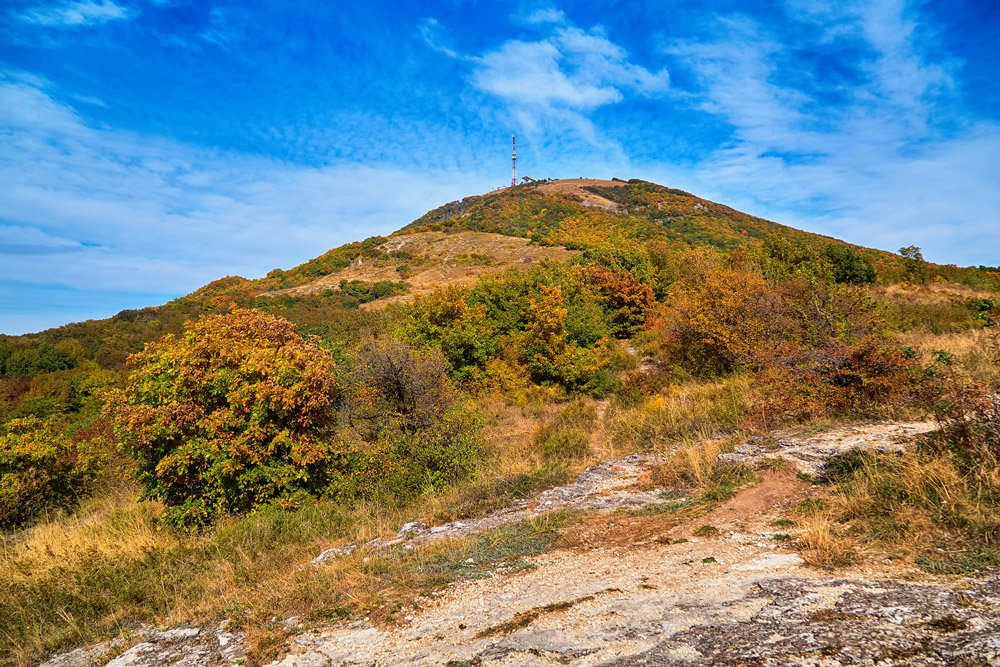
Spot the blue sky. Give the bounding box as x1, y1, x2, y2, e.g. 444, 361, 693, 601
1, 0, 998, 334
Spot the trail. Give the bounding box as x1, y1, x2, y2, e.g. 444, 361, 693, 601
43, 420, 1000, 666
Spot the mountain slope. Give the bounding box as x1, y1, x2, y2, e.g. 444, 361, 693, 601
193, 177, 908, 303
405, 178, 840, 251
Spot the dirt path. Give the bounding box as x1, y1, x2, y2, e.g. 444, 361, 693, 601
276, 478, 999, 666
42, 420, 1000, 666
274, 419, 997, 666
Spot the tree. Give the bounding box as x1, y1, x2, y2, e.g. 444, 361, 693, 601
106, 309, 340, 528
826, 245, 876, 285
900, 246, 928, 284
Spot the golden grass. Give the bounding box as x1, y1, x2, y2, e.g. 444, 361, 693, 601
797, 514, 856, 569
607, 374, 763, 453
875, 282, 995, 304
266, 231, 577, 304
0, 391, 598, 666
894, 329, 999, 379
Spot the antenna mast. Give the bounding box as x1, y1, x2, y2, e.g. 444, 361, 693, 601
511, 135, 517, 187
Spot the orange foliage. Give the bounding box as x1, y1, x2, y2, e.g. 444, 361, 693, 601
660, 269, 787, 375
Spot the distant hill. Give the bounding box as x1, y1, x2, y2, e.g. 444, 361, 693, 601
5, 177, 998, 343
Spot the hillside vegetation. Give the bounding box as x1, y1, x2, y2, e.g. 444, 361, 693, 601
2, 178, 1000, 665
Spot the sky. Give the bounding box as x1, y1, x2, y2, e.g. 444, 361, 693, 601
1, 0, 998, 334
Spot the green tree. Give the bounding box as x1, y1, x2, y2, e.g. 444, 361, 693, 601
900, 246, 928, 284
825, 245, 877, 285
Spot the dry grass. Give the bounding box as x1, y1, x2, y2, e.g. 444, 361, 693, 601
0, 392, 601, 666
607, 375, 763, 453
894, 329, 999, 379
797, 514, 857, 568
266, 231, 577, 304
0, 486, 568, 666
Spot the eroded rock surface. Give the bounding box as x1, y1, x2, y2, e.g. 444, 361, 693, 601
716, 421, 937, 476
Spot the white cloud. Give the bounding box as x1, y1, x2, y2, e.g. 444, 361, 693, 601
0, 74, 496, 304
418, 18, 462, 59
472, 26, 668, 111
517, 7, 567, 26
17, 0, 131, 28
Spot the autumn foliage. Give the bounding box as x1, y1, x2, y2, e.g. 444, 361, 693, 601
106, 309, 341, 528
0, 417, 104, 530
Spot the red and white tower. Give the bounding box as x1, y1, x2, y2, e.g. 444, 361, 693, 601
511, 135, 517, 187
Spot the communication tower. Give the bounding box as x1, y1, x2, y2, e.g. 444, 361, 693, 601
511, 135, 517, 188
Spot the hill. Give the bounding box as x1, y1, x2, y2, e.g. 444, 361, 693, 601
187, 177, 995, 304
3, 177, 1000, 666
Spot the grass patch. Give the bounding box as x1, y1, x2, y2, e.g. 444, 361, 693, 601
925, 615, 970, 632
477, 595, 593, 638
606, 375, 762, 450
915, 548, 1000, 574
806, 609, 870, 623
0, 490, 566, 667
533, 400, 596, 460
693, 524, 719, 537
794, 498, 830, 516
420, 514, 565, 580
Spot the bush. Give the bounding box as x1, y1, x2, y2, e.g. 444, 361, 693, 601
382, 408, 482, 499
659, 269, 787, 375
757, 338, 926, 421
106, 309, 341, 529
341, 337, 481, 500
342, 337, 455, 438
0, 417, 104, 530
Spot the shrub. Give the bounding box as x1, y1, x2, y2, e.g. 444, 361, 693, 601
519, 285, 611, 394
340, 337, 481, 500
342, 337, 455, 438
106, 309, 341, 529
659, 269, 787, 375
756, 338, 925, 421
401, 285, 499, 379
578, 265, 655, 338
382, 408, 482, 499
0, 417, 104, 530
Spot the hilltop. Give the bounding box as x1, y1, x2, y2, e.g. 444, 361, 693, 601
186, 177, 989, 306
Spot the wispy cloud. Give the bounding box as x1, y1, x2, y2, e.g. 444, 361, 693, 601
515, 6, 568, 26
15, 0, 131, 28
425, 13, 668, 154
0, 72, 496, 332
655, 0, 1000, 264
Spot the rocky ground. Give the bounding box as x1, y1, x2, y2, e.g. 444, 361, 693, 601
41, 420, 1000, 666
